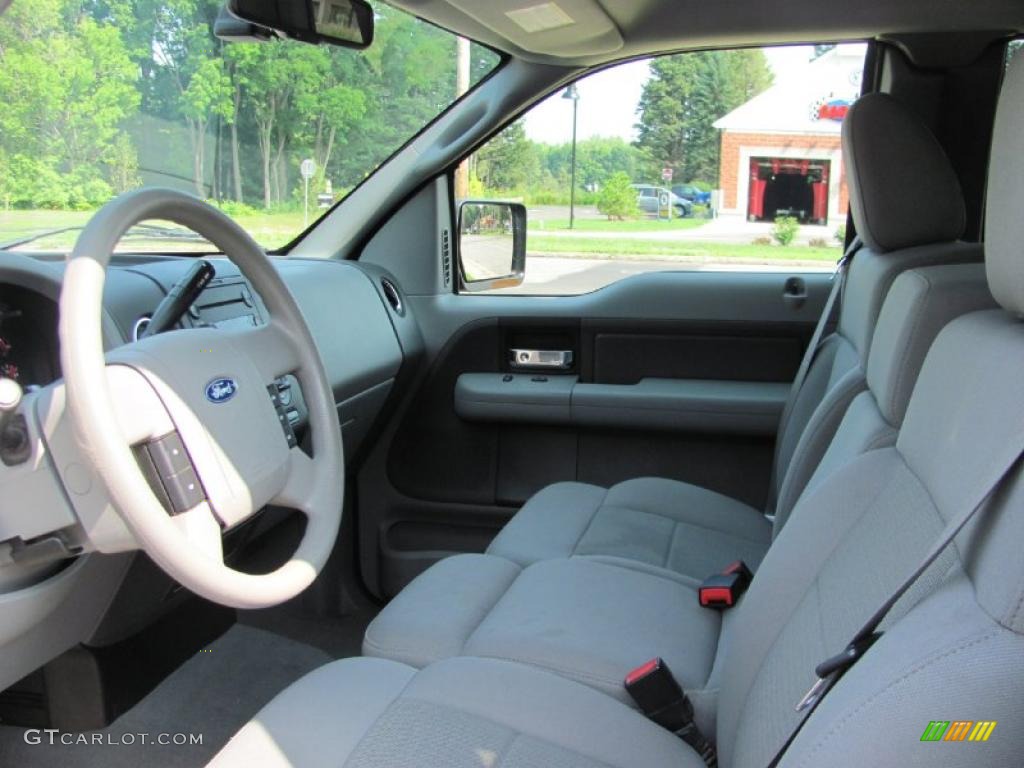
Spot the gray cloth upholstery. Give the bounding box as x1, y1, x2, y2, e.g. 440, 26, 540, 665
364, 261, 997, 717
842, 92, 966, 253
487, 478, 772, 582
365, 554, 722, 737
208, 656, 705, 768
985, 50, 1024, 317
792, 262, 995, 510
717, 306, 1024, 767
866, 262, 994, 426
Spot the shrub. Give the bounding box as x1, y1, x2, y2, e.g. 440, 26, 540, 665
834, 223, 846, 244
216, 200, 260, 217
752, 236, 772, 246
808, 237, 829, 248
596, 172, 639, 220
771, 216, 800, 246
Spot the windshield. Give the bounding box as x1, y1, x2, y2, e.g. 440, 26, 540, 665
0, 0, 499, 253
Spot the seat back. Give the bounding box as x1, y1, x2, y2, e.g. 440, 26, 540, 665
717, 54, 1024, 768
770, 93, 981, 528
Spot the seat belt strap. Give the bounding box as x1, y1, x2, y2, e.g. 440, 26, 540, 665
764, 445, 1024, 768
767, 237, 861, 513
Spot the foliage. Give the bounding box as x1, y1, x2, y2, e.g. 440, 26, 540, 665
474, 121, 538, 191
771, 216, 800, 246
0, 0, 140, 208
0, 0, 499, 210
834, 223, 847, 244
596, 172, 639, 220
808, 237, 829, 248
634, 50, 772, 185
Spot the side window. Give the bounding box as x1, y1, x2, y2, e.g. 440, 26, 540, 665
459, 43, 867, 296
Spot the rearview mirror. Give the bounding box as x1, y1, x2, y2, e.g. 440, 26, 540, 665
457, 201, 527, 293
226, 0, 373, 48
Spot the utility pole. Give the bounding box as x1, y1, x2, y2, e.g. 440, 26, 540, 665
562, 84, 580, 229
454, 37, 471, 200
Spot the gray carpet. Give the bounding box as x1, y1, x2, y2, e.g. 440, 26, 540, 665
0, 625, 331, 768
238, 604, 377, 660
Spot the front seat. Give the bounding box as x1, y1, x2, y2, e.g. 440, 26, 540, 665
482, 94, 979, 584
209, 52, 1024, 768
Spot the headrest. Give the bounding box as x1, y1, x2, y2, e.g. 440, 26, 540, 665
867, 263, 995, 426
985, 50, 1024, 316
843, 93, 966, 253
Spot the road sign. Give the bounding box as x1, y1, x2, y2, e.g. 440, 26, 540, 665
300, 158, 317, 179
661, 167, 673, 181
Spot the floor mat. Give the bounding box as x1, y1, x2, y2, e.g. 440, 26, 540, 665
238, 604, 377, 660
0, 624, 330, 768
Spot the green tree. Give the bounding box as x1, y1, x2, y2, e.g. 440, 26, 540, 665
596, 171, 639, 220
635, 50, 772, 185
474, 120, 538, 192
181, 56, 233, 196
0, 0, 139, 207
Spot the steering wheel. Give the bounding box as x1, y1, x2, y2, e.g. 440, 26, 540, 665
58, 189, 344, 609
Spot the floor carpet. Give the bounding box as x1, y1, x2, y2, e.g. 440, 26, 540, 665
0, 624, 331, 768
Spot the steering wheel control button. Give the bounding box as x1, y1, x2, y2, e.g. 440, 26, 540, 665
148, 432, 192, 478
163, 466, 205, 514
276, 377, 294, 407
268, 384, 299, 448
135, 431, 208, 515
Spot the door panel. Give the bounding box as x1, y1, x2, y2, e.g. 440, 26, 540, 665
357, 266, 832, 597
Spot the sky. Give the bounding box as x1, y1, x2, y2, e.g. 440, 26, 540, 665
523, 45, 820, 145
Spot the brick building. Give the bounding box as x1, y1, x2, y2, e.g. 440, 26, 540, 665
713, 45, 865, 225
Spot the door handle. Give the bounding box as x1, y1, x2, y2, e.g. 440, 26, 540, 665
782, 277, 807, 309
509, 349, 574, 370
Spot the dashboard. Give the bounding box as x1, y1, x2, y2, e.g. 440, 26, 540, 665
0, 246, 419, 693
0, 249, 414, 453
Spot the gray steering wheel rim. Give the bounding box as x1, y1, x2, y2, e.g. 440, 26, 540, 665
58, 188, 344, 608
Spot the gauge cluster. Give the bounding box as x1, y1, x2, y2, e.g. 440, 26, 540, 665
0, 285, 60, 388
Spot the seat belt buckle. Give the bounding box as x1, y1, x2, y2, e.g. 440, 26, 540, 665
699, 560, 752, 609
625, 658, 718, 767
624, 657, 690, 729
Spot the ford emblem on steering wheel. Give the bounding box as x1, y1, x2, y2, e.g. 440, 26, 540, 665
205, 377, 238, 404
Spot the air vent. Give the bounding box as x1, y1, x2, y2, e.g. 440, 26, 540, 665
441, 228, 451, 287
381, 278, 404, 316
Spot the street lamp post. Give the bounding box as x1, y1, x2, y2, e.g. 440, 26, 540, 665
562, 84, 580, 230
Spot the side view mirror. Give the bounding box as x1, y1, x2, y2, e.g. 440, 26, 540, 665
457, 201, 527, 293
225, 0, 374, 49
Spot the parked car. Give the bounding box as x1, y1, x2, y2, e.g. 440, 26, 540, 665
671, 183, 712, 205
631, 183, 693, 217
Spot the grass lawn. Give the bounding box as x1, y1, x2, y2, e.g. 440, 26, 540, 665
528, 216, 708, 233
1, 207, 310, 251
2, 208, 839, 266
527, 235, 840, 265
